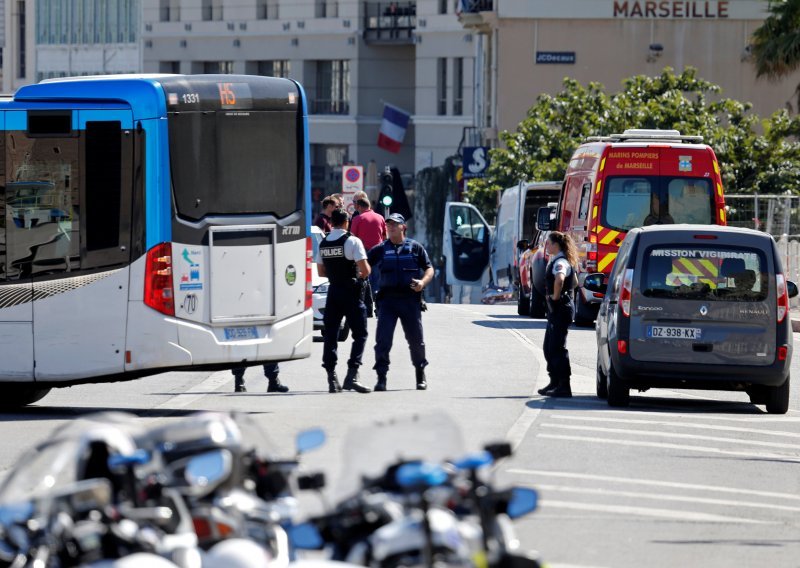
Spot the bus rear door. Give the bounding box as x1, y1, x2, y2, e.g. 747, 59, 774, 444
31, 109, 134, 381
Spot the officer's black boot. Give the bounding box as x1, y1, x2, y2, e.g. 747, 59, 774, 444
234, 374, 246, 393
327, 370, 342, 394
374, 374, 387, 392
342, 368, 371, 393
537, 377, 558, 396
267, 376, 289, 393
546, 377, 572, 398
415, 368, 427, 391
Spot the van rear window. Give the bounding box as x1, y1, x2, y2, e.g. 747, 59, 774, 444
642, 246, 767, 302
603, 177, 714, 232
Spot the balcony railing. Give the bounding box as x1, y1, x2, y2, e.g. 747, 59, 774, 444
458, 0, 493, 12
364, 1, 416, 43
311, 99, 350, 115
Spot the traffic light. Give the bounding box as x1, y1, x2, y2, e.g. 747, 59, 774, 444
380, 172, 394, 208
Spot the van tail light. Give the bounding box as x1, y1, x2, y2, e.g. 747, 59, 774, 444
305, 237, 313, 310
617, 340, 628, 355
777, 273, 788, 323
777, 345, 788, 362
620, 269, 634, 318
144, 242, 175, 316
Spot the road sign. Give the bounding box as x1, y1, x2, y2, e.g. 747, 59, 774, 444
342, 165, 364, 215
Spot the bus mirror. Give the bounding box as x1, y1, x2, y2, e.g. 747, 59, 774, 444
584, 273, 607, 294
787, 281, 798, 299
536, 207, 554, 232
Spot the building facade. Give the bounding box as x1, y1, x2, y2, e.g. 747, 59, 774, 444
459, 0, 800, 148
141, 0, 475, 202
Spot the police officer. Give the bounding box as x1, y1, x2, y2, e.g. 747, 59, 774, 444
232, 363, 288, 393
316, 208, 372, 394
367, 213, 434, 391
538, 231, 578, 398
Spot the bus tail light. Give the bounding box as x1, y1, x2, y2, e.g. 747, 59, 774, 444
144, 242, 175, 316
620, 268, 633, 318
777, 273, 788, 323
305, 237, 313, 310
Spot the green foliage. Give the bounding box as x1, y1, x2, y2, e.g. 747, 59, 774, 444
751, 0, 800, 81
468, 67, 800, 221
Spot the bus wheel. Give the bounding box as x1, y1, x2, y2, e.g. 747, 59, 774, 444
0, 386, 51, 408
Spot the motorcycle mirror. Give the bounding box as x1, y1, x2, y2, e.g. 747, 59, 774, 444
483, 442, 513, 461
297, 472, 326, 491
296, 428, 326, 455
506, 487, 538, 519
287, 522, 325, 550
185, 449, 232, 495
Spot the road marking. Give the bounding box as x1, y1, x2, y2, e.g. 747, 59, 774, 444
549, 414, 800, 439
568, 408, 800, 422
541, 499, 772, 524
536, 433, 800, 463
153, 371, 231, 411
541, 422, 800, 450
534, 483, 800, 513
508, 468, 800, 502
504, 327, 548, 450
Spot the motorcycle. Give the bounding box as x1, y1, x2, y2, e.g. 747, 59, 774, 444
290, 412, 543, 568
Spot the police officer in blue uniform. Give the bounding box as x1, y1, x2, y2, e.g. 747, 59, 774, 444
367, 213, 434, 391
538, 231, 578, 398
316, 208, 372, 394
232, 363, 287, 393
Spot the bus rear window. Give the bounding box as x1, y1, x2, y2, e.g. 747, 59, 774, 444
168, 110, 303, 221
642, 247, 767, 302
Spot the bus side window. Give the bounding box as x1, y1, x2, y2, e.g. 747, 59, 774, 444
0, 135, 5, 281
578, 181, 591, 219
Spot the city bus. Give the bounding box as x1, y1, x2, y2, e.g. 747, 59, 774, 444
0, 74, 313, 406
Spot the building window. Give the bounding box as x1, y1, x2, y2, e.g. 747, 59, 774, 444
311, 144, 348, 211
437, 58, 447, 116
160, 61, 180, 73
453, 57, 463, 115
203, 61, 234, 74
202, 0, 223, 21
256, 0, 268, 19
17, 0, 26, 79
439, 0, 448, 14
256, 60, 291, 78
160, 0, 180, 22
314, 60, 350, 115
315, 0, 338, 18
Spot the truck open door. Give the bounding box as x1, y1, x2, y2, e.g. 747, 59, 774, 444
443, 202, 492, 285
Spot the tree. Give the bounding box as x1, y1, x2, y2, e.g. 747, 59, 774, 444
468, 67, 800, 221
750, 0, 800, 107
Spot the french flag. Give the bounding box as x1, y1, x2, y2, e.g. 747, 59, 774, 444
377, 103, 410, 154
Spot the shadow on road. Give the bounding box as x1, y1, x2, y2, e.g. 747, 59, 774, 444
473, 320, 548, 330
525, 394, 765, 414
0, 406, 273, 422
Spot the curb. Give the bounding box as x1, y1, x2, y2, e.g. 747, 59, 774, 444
793, 318, 800, 333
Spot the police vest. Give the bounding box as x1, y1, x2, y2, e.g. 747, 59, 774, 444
545, 255, 576, 299
320, 232, 357, 286
379, 239, 421, 292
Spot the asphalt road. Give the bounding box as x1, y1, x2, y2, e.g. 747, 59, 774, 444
0, 303, 798, 568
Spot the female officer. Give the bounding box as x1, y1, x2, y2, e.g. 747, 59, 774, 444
538, 231, 578, 398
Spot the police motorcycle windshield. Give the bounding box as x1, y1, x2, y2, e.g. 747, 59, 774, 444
0, 412, 142, 507
335, 412, 465, 498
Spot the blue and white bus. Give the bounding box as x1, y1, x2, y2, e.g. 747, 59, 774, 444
0, 74, 313, 406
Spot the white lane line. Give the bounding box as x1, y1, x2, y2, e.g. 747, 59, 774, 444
541, 500, 772, 525
154, 371, 231, 410
569, 408, 800, 422
504, 327, 548, 451
534, 483, 800, 514
549, 414, 800, 439
508, 468, 800, 502
537, 433, 800, 462
541, 422, 800, 451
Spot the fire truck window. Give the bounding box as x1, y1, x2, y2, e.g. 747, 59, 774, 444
604, 177, 653, 231
667, 179, 712, 224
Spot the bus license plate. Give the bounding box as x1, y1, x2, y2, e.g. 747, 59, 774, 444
647, 326, 701, 340
224, 326, 259, 340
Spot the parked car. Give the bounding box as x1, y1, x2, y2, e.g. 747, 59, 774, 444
590, 224, 797, 413
311, 226, 349, 342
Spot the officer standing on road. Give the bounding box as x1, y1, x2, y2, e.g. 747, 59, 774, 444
368, 213, 434, 392
232, 363, 288, 393
538, 231, 578, 398
316, 208, 373, 394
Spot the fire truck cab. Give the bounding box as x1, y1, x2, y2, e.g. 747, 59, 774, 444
537, 129, 727, 325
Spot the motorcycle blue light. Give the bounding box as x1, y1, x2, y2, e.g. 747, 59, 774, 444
396, 462, 448, 488
453, 450, 493, 470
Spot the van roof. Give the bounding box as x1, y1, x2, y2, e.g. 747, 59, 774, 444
636, 224, 769, 239
586, 128, 704, 144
